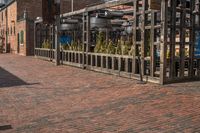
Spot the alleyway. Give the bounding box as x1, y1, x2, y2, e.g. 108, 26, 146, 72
0, 54, 200, 133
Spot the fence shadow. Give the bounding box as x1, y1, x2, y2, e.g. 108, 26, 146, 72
0, 67, 38, 88
0, 125, 12, 131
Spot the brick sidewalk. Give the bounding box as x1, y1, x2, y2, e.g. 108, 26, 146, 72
0, 54, 200, 133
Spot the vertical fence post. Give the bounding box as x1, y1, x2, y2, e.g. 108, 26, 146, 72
160, 0, 168, 84
55, 0, 61, 66
34, 22, 37, 56
132, 0, 137, 75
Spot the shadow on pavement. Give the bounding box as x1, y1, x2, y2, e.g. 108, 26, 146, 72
0, 67, 39, 88
0, 125, 12, 131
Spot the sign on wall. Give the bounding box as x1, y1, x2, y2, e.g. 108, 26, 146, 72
60, 36, 72, 45
149, 0, 161, 10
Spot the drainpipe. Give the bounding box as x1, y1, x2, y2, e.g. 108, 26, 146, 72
5, 8, 8, 53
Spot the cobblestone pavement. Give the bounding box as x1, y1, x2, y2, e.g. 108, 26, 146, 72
0, 54, 200, 133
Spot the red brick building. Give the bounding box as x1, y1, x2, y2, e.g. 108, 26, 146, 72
0, 0, 99, 56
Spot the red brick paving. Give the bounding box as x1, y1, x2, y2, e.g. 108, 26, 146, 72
0, 54, 200, 133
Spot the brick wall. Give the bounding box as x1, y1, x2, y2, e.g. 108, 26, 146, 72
17, 0, 42, 21
16, 0, 100, 20
61, 0, 100, 13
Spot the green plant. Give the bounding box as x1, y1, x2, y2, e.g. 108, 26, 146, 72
77, 43, 83, 51
94, 32, 104, 53
107, 40, 115, 54
62, 44, 70, 50
100, 41, 107, 53
185, 48, 189, 57
116, 40, 122, 55
167, 50, 170, 59
70, 41, 78, 51
129, 45, 135, 56
42, 39, 51, 49
122, 41, 131, 55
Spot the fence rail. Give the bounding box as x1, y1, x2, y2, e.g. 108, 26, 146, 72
34, 48, 200, 84
35, 48, 55, 61
34, 48, 160, 84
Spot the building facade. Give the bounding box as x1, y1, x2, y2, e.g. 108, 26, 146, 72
0, 0, 99, 56
0, 0, 43, 55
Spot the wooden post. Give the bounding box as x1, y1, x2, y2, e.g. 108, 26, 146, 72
150, 11, 155, 77
86, 13, 91, 66
34, 22, 37, 56
82, 12, 90, 68
55, 0, 61, 66
55, 16, 61, 66
179, 0, 186, 77
189, 0, 195, 77
169, 0, 176, 78
140, 0, 146, 76
160, 0, 168, 84
132, 0, 137, 75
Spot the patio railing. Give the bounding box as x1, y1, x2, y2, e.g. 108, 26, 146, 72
34, 48, 160, 83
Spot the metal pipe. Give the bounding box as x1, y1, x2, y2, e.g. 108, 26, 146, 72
61, 19, 79, 24
71, 0, 74, 12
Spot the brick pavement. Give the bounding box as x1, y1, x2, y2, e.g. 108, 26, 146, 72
0, 54, 200, 133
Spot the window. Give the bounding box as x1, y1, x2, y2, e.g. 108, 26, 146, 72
20, 30, 24, 44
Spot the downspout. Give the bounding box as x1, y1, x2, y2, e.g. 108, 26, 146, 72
5, 8, 8, 53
